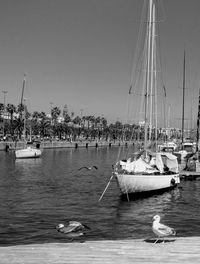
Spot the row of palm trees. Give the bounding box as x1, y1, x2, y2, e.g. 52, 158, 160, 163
0, 102, 144, 142
0, 102, 185, 142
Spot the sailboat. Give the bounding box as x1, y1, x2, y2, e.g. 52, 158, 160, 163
181, 89, 200, 172
173, 51, 195, 162
15, 75, 42, 159
113, 0, 180, 199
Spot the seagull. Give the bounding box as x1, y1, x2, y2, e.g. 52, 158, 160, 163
78, 166, 98, 171
152, 215, 176, 243
56, 221, 90, 238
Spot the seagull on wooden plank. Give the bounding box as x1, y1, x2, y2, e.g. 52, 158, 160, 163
56, 221, 90, 238
78, 165, 98, 171
152, 215, 176, 243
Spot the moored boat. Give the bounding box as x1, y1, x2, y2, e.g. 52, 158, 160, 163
113, 0, 180, 199
15, 145, 42, 159
14, 75, 42, 159
114, 151, 179, 198
158, 141, 177, 153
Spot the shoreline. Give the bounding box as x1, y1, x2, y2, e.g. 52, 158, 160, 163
0, 140, 134, 151
0, 237, 200, 263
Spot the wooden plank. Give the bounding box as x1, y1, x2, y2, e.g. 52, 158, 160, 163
1, 237, 200, 263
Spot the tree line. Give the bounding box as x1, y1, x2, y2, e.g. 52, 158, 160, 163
0, 103, 145, 142
0, 102, 182, 142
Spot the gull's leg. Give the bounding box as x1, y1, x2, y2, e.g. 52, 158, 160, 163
154, 238, 159, 244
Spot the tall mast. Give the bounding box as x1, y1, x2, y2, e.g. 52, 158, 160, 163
181, 50, 186, 147
149, 1, 156, 142
144, 0, 153, 149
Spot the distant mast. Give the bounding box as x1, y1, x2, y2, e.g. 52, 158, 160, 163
21, 74, 26, 140
20, 74, 26, 105
181, 50, 186, 148
196, 88, 200, 153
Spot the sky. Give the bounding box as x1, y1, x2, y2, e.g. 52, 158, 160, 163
0, 0, 200, 127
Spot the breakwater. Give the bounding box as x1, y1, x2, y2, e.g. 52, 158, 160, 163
0, 140, 132, 151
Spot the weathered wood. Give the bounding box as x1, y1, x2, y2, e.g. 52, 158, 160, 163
0, 237, 200, 263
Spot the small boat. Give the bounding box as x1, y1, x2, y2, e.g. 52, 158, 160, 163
15, 75, 42, 159
15, 145, 42, 159
158, 141, 177, 153
113, 0, 180, 199
173, 142, 195, 162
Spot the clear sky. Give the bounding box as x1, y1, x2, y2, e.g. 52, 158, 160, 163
0, 0, 200, 127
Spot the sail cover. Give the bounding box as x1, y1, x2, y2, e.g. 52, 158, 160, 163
119, 152, 178, 174
158, 152, 179, 173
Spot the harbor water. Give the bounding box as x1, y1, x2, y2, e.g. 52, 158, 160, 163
0, 146, 200, 246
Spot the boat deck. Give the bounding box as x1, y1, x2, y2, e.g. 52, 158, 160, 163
1, 237, 200, 263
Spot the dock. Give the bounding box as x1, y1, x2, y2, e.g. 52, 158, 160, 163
1, 237, 200, 263
180, 170, 200, 180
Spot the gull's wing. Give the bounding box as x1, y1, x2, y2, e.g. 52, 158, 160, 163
78, 167, 88, 171
157, 223, 176, 236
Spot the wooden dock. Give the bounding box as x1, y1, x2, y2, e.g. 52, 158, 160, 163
1, 237, 200, 263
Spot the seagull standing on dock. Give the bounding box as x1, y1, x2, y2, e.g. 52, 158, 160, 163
152, 215, 176, 243
78, 166, 98, 171
56, 221, 90, 238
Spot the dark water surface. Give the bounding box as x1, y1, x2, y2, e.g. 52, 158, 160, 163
0, 146, 200, 246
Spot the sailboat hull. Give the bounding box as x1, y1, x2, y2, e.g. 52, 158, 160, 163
115, 172, 180, 197
15, 147, 42, 159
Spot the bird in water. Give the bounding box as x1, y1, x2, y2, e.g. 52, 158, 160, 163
78, 166, 98, 171
152, 215, 176, 243
56, 221, 90, 239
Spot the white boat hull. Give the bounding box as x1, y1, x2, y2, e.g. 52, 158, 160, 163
115, 172, 180, 195
15, 147, 42, 159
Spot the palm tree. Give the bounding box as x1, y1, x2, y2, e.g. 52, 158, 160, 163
32, 111, 40, 120
0, 103, 4, 119
101, 117, 107, 128
13, 117, 24, 140
39, 112, 51, 138
51, 106, 61, 124
0, 103, 4, 134
13, 103, 25, 139
63, 104, 68, 118
6, 104, 16, 136
73, 116, 81, 126
64, 113, 71, 124
82, 116, 87, 128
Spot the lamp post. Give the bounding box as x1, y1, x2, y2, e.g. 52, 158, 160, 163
2, 90, 8, 137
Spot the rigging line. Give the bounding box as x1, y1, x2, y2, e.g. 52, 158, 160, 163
157, 27, 166, 89
98, 173, 114, 202
129, 0, 149, 94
